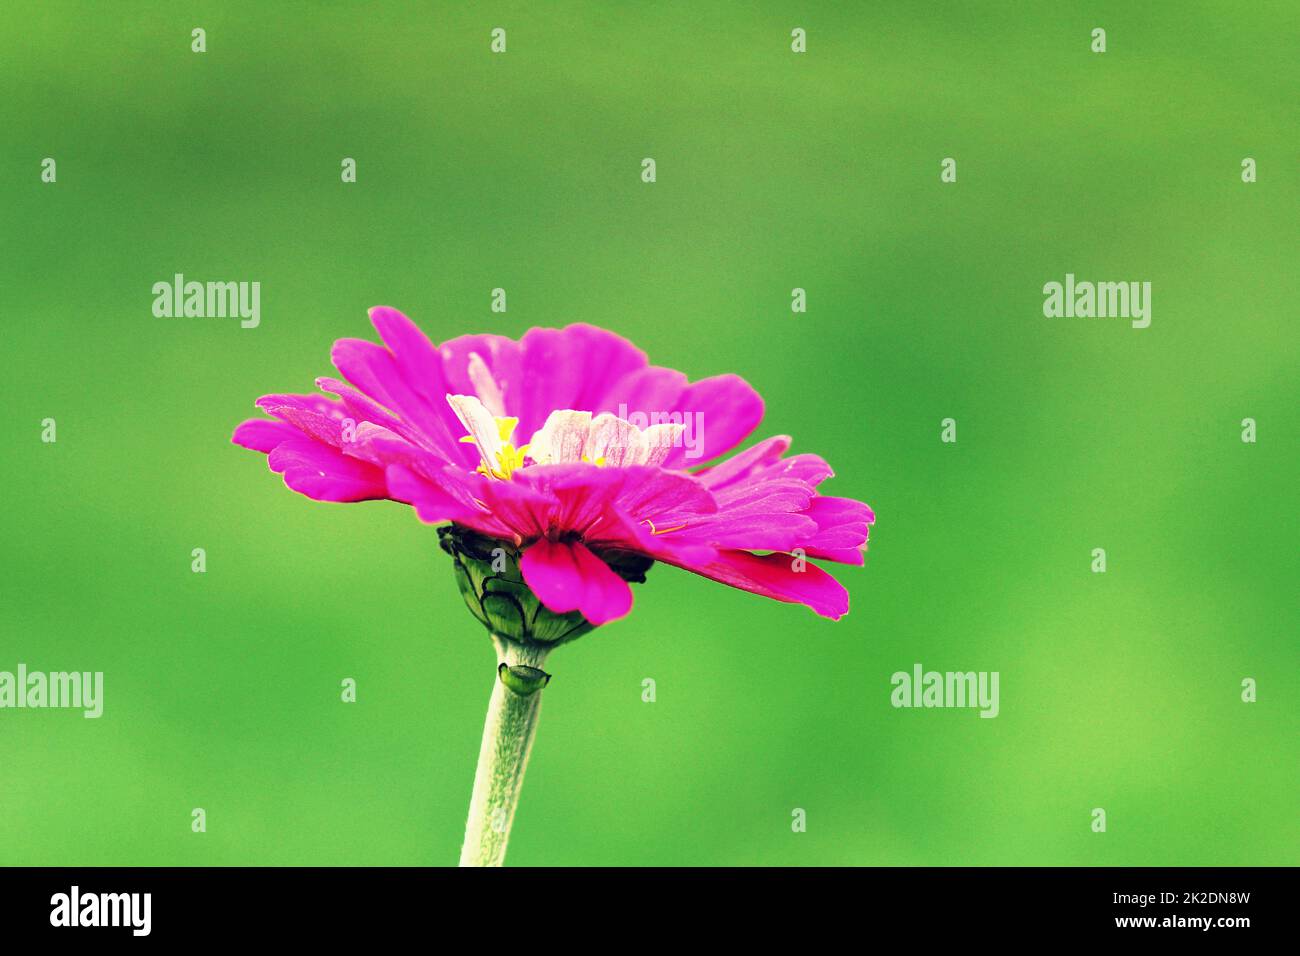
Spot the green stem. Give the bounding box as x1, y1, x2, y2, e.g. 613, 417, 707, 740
458, 636, 550, 867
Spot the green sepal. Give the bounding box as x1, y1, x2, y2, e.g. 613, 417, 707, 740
438, 523, 651, 649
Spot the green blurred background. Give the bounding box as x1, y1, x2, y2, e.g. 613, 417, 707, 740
2, 1, 1296, 866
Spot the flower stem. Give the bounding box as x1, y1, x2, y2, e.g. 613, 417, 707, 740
458, 636, 550, 867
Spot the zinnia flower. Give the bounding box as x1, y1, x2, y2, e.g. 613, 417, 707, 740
232, 307, 874, 627
232, 306, 875, 866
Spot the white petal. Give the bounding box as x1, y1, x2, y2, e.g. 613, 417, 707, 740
584, 413, 647, 467
641, 423, 685, 467
447, 394, 503, 462
528, 410, 592, 465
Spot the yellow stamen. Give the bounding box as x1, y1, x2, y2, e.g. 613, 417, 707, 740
642, 518, 686, 536
464, 417, 529, 480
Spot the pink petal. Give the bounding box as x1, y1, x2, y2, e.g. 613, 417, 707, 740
331, 338, 469, 462
672, 549, 850, 620
512, 326, 648, 440
596, 366, 688, 425
711, 477, 815, 515
266, 439, 387, 502
800, 496, 876, 565
564, 325, 650, 412
232, 418, 299, 453
385, 463, 496, 528
605, 464, 717, 526
771, 453, 835, 487
438, 333, 523, 404
348, 422, 455, 476
696, 436, 792, 489
257, 401, 348, 448
520, 537, 633, 625
369, 306, 482, 455
312, 376, 425, 448
670, 512, 819, 552
474, 472, 559, 541
660, 374, 764, 468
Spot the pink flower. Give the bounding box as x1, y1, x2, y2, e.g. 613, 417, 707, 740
233, 308, 874, 625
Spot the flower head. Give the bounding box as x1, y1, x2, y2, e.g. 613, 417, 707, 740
233, 308, 874, 629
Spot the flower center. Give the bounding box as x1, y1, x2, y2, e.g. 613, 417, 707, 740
447, 395, 684, 480
460, 416, 529, 480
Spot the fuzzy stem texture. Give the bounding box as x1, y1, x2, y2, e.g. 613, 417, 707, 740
458, 637, 550, 867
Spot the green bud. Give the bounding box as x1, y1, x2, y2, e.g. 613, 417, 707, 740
498, 663, 551, 696
437, 524, 653, 648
